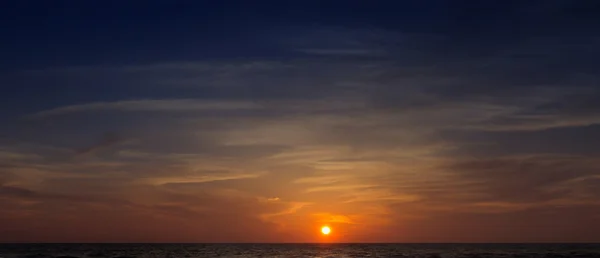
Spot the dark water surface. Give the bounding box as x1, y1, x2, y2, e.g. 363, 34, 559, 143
1, 244, 599, 258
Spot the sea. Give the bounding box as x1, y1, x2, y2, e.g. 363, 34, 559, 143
0, 244, 599, 258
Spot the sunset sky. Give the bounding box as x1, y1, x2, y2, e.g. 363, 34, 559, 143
1, 1, 600, 243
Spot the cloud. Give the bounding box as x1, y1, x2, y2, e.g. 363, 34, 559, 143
2, 19, 600, 242
0, 149, 42, 161
0, 185, 134, 207
297, 48, 386, 56
31, 99, 261, 117
431, 155, 600, 206
305, 184, 377, 193
0, 181, 311, 242
312, 213, 356, 224
140, 170, 266, 185
260, 201, 310, 219
75, 132, 123, 155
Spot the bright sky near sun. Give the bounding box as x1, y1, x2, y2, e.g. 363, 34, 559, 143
1, 1, 600, 243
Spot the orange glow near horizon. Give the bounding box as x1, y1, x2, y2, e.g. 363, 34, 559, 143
321, 226, 331, 235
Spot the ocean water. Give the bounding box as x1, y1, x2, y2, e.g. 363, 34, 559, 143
0, 244, 599, 258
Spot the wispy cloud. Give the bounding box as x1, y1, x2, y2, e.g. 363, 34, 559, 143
305, 184, 377, 193
297, 48, 385, 56
312, 213, 356, 224
139, 170, 266, 185
3, 17, 600, 241
32, 99, 261, 117
75, 132, 123, 155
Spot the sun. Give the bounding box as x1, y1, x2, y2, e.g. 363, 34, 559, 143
321, 226, 331, 235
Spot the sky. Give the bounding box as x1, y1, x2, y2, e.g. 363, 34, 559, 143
1, 0, 600, 243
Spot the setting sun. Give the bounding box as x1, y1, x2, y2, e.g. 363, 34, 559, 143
321, 226, 331, 235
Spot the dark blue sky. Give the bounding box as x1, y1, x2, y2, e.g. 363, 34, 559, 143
3, 0, 598, 68
1, 0, 600, 243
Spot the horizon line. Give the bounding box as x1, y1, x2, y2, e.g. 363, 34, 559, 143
2, 242, 599, 245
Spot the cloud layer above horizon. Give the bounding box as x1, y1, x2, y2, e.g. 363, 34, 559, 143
1, 0, 600, 242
